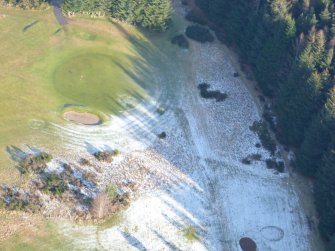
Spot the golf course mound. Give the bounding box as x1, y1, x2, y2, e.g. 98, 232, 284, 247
63, 111, 101, 125
53, 53, 147, 114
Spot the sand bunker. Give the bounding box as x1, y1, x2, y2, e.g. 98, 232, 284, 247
63, 111, 101, 125
239, 237, 257, 251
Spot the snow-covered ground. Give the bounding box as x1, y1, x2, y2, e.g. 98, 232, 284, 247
40, 3, 322, 250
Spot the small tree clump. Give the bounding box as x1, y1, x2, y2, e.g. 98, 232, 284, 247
185, 25, 214, 43
171, 34, 189, 49
94, 150, 119, 162
20, 152, 53, 173
198, 83, 227, 102
79, 158, 91, 166
42, 173, 68, 195
157, 132, 167, 139
249, 120, 276, 156
265, 159, 285, 173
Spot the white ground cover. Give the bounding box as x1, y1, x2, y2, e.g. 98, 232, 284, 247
31, 3, 321, 250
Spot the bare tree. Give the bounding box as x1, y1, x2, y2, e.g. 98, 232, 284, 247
90, 193, 110, 219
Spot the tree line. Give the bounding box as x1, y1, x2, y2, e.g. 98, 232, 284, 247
61, 0, 172, 30
1, 0, 172, 31
0, 0, 49, 9
194, 0, 335, 249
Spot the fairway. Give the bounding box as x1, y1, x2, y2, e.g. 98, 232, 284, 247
0, 7, 166, 182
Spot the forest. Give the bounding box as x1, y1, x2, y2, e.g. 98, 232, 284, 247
194, 0, 335, 249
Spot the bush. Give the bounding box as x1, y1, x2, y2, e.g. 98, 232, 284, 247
198, 83, 227, 102
265, 159, 285, 173
20, 152, 53, 173
241, 157, 251, 165
42, 173, 67, 195
0, 187, 31, 211
79, 158, 90, 166
106, 183, 118, 200
185, 25, 214, 43
157, 132, 167, 139
185, 11, 206, 25
94, 150, 119, 162
182, 226, 198, 242
171, 35, 189, 49
249, 121, 276, 155
241, 154, 262, 165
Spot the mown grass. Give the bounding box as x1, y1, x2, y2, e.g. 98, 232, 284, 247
0, 7, 167, 181
0, 219, 75, 251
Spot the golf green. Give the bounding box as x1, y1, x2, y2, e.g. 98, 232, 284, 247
53, 53, 147, 113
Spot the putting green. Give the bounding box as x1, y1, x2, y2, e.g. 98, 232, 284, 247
53, 53, 146, 113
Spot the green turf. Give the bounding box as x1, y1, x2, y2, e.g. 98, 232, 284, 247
53, 53, 147, 113
0, 8, 164, 179
0, 220, 75, 251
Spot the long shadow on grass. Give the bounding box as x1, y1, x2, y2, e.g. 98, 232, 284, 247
121, 231, 147, 251
23, 20, 39, 32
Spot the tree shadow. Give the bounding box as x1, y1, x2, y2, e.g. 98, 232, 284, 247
121, 231, 147, 251
152, 229, 182, 251
6, 145, 26, 162
23, 20, 39, 32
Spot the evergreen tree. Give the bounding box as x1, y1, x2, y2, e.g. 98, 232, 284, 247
255, 14, 296, 95
296, 86, 335, 176
315, 136, 335, 240
277, 30, 329, 145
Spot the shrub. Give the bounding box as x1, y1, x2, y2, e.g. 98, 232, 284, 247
241, 157, 251, 165
241, 154, 262, 165
106, 183, 118, 200
0, 187, 31, 211
157, 132, 167, 139
250, 153, 262, 161
171, 34, 189, 49
265, 159, 285, 173
79, 158, 90, 166
185, 25, 214, 43
156, 105, 166, 115
182, 226, 198, 242
20, 152, 53, 173
42, 173, 67, 195
198, 83, 227, 102
249, 121, 276, 155
35, 152, 53, 162
185, 11, 206, 25
94, 150, 119, 162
